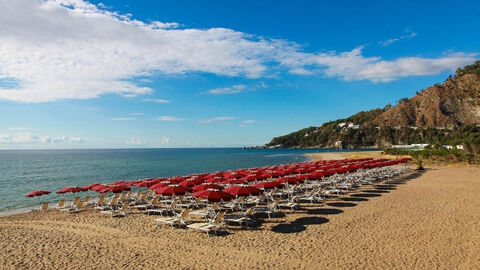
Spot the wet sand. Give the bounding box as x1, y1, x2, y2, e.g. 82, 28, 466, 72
1, 165, 479, 269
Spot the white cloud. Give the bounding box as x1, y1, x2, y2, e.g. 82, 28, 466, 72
0, 132, 84, 144
239, 119, 256, 127
0, 1, 476, 103
207, 85, 247, 95
308, 48, 476, 82
206, 82, 269, 95
154, 115, 186, 121
289, 68, 314, 75
144, 99, 171, 104
131, 112, 144, 116
110, 117, 136, 121
199, 116, 236, 124
159, 136, 170, 144
379, 29, 418, 47
379, 38, 400, 47
125, 138, 142, 145
0, 133, 39, 144
68, 136, 84, 143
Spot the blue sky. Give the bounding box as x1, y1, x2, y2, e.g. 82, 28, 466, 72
0, 0, 479, 149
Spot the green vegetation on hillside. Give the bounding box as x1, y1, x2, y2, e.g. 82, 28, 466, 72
267, 108, 385, 148
267, 124, 480, 149
454, 60, 480, 79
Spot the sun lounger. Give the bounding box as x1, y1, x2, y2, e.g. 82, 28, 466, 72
297, 189, 323, 204
223, 208, 255, 227
254, 202, 280, 218
94, 197, 118, 211
187, 212, 226, 236
100, 203, 130, 217
277, 197, 299, 211
189, 202, 219, 219
56, 200, 67, 210
68, 200, 85, 214
155, 209, 191, 228
146, 198, 178, 215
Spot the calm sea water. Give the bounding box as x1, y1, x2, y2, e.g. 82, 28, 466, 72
0, 148, 377, 213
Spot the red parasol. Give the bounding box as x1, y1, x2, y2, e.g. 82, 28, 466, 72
223, 185, 262, 197
56, 186, 87, 194
98, 185, 131, 194
148, 182, 169, 190
25, 190, 51, 197
274, 177, 304, 185
192, 184, 223, 192
82, 183, 101, 190
241, 175, 258, 182
192, 190, 234, 202
220, 178, 247, 185
179, 179, 203, 188
155, 185, 191, 196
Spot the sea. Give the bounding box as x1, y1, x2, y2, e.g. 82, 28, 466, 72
0, 148, 378, 214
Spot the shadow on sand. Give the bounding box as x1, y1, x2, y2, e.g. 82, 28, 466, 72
327, 202, 357, 208
306, 208, 343, 215
350, 193, 382, 198
271, 216, 329, 234
340, 197, 368, 202
362, 189, 390, 193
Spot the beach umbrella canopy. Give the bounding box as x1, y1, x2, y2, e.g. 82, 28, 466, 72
253, 181, 284, 190
167, 177, 187, 184
56, 187, 72, 194
155, 185, 191, 196
98, 185, 130, 194
148, 178, 168, 184
223, 173, 241, 180
148, 182, 169, 190
25, 190, 51, 197
274, 177, 303, 185
82, 183, 101, 190
90, 184, 108, 192
310, 171, 326, 179
220, 178, 247, 185
223, 185, 262, 197
241, 175, 258, 182
130, 180, 153, 187
258, 172, 273, 179
179, 179, 203, 188
205, 177, 223, 183
192, 190, 234, 202
192, 184, 223, 192
56, 186, 87, 194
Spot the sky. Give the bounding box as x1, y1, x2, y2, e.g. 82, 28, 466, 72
0, 0, 479, 149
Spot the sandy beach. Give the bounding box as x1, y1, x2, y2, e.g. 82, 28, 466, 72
1, 154, 479, 269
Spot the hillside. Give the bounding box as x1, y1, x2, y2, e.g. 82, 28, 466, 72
266, 61, 480, 149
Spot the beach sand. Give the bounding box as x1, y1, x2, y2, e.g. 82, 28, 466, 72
1, 159, 479, 269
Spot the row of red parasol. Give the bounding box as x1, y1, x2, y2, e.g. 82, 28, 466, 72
25, 157, 411, 200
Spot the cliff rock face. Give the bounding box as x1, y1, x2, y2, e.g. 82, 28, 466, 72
372, 74, 480, 128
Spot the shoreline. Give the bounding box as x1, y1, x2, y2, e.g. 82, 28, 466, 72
0, 206, 37, 218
